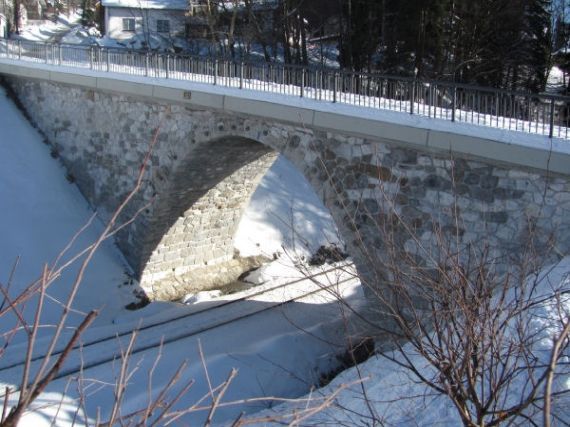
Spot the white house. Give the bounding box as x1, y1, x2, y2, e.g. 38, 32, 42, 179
101, 0, 188, 41
101, 0, 278, 45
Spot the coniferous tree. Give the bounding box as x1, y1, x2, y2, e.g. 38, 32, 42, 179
350, 0, 553, 90
190, 0, 555, 92
338, 0, 382, 71
523, 0, 552, 91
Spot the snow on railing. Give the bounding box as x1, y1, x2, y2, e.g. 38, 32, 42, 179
1, 38, 570, 140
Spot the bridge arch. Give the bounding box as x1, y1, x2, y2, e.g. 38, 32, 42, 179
139, 136, 276, 299
5, 75, 570, 305
136, 131, 351, 300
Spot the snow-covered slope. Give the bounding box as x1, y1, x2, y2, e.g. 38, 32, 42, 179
0, 82, 357, 425
234, 155, 341, 260
0, 86, 133, 333
0, 81, 341, 328
252, 257, 570, 426
1, 39, 568, 424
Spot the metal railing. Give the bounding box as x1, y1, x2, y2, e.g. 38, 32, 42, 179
1, 38, 570, 140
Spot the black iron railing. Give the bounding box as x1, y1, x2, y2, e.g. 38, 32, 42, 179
1, 38, 569, 140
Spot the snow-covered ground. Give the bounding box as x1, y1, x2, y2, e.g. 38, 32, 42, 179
1, 17, 569, 426
2, 76, 568, 425
0, 85, 132, 333
252, 258, 570, 426
547, 66, 566, 93
235, 156, 341, 260
17, 12, 83, 43
0, 78, 363, 425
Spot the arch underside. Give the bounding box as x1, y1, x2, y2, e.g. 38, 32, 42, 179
138, 137, 277, 300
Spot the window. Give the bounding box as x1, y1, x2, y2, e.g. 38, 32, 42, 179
156, 19, 170, 33
122, 18, 135, 32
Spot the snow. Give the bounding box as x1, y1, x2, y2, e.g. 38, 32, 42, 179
59, 26, 101, 45
251, 257, 570, 426
101, 0, 188, 10
234, 155, 341, 260
0, 86, 133, 334
182, 289, 223, 304
98, 0, 275, 11
2, 46, 569, 147
547, 65, 567, 93
7, 275, 365, 426
217, 0, 278, 11
0, 76, 362, 425
17, 12, 82, 43
1, 19, 569, 426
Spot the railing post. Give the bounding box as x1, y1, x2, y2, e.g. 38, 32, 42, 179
106, 48, 110, 72
58, 43, 62, 65
145, 52, 149, 77
213, 59, 218, 85
89, 46, 93, 69
165, 54, 169, 79
18, 40, 21, 59
223, 60, 228, 86
333, 72, 337, 103
239, 61, 243, 89
549, 97, 555, 138
44, 42, 48, 63
496, 95, 501, 128
451, 84, 457, 122
410, 79, 415, 114
316, 69, 320, 100
300, 67, 305, 98
526, 96, 531, 132
93, 46, 98, 70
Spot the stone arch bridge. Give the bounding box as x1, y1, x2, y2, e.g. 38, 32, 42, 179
1, 61, 570, 301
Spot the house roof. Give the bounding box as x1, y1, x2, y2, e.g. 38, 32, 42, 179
101, 0, 188, 11
101, 0, 277, 11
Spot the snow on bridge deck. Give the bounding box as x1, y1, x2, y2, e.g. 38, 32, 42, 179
1, 56, 569, 175
0, 39, 570, 175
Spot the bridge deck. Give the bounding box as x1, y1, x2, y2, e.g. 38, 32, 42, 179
0, 46, 569, 175
2, 39, 570, 138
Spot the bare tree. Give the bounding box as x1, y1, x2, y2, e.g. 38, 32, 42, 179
244, 0, 271, 62
0, 125, 159, 426
0, 126, 355, 425
12, 0, 19, 35
306, 150, 570, 426
364, 186, 568, 425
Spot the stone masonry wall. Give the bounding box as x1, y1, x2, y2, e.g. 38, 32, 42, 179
7, 76, 570, 301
